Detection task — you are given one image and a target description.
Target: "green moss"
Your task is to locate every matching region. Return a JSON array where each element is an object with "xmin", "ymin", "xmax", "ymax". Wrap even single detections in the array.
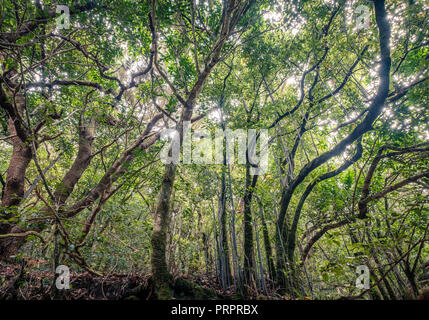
[
  {"xmin": 173, "ymin": 278, "xmax": 216, "ymax": 300},
  {"xmin": 154, "ymin": 274, "xmax": 173, "ymax": 300}
]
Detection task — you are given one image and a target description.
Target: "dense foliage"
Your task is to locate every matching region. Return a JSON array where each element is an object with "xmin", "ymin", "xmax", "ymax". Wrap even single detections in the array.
[{"xmin": 0, "ymin": 0, "xmax": 428, "ymax": 300}]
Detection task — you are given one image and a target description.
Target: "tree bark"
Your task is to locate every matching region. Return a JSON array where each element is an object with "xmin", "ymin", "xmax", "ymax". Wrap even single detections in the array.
[
  {"xmin": 219, "ymin": 163, "xmax": 232, "ymax": 289},
  {"xmin": 0, "ymin": 88, "xmax": 32, "ymax": 260},
  {"xmin": 242, "ymin": 163, "xmax": 257, "ymax": 292}
]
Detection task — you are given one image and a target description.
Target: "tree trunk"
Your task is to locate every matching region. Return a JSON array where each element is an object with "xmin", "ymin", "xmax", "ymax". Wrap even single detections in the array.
[
  {"xmin": 255, "ymin": 196, "xmax": 275, "ymax": 281},
  {"xmin": 0, "ymin": 117, "xmax": 32, "ymax": 260},
  {"xmin": 243, "ymin": 163, "xmax": 257, "ymax": 292},
  {"xmin": 219, "ymin": 164, "xmax": 232, "ymax": 289},
  {"xmin": 151, "ymin": 163, "xmax": 177, "ymax": 299},
  {"xmin": 0, "ymin": 119, "xmax": 95, "ymax": 259}
]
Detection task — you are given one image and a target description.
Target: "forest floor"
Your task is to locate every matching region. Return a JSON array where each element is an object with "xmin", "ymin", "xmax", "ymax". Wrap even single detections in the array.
[{"xmin": 0, "ymin": 263, "xmax": 288, "ymax": 300}]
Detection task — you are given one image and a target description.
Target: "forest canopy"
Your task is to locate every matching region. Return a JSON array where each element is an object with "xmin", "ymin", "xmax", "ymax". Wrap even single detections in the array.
[{"xmin": 0, "ymin": 0, "xmax": 428, "ymax": 301}]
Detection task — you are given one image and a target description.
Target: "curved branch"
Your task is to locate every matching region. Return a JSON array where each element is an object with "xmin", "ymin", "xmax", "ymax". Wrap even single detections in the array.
[{"xmin": 0, "ymin": 231, "xmax": 45, "ymax": 244}]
